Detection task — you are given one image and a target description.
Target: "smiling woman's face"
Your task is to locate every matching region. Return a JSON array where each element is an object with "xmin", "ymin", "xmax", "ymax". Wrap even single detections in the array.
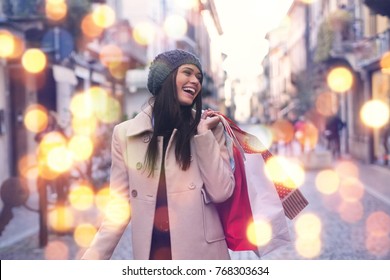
[{"xmin": 176, "ymin": 64, "xmax": 202, "ymax": 106}]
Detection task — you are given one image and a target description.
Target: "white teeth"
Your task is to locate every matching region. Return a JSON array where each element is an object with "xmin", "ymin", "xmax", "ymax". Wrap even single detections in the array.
[{"xmin": 183, "ymin": 87, "xmax": 196, "ymax": 94}]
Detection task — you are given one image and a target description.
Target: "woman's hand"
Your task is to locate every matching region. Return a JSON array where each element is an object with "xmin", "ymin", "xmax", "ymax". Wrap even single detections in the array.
[{"xmin": 197, "ymin": 109, "xmax": 220, "ymax": 134}]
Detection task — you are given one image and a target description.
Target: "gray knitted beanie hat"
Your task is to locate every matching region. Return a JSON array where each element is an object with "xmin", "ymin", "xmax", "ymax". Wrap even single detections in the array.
[{"xmin": 147, "ymin": 49, "xmax": 203, "ymax": 95}]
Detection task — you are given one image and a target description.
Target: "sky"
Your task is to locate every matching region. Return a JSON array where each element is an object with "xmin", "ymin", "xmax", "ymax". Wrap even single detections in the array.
[{"xmin": 214, "ymin": 0, "xmax": 294, "ymax": 79}]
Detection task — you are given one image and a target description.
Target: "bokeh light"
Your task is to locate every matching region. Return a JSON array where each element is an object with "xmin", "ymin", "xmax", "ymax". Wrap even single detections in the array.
[
  {"xmin": 46, "ymin": 146, "xmax": 73, "ymax": 173},
  {"xmin": 246, "ymin": 219, "xmax": 273, "ymax": 247},
  {"xmin": 294, "ymin": 213, "xmax": 322, "ymax": 258},
  {"xmin": 295, "ymin": 237, "xmax": 322, "ymax": 259},
  {"xmin": 338, "ymin": 201, "xmax": 364, "ymax": 223},
  {"xmin": 22, "ymin": 48, "xmax": 47, "ymax": 74},
  {"xmin": 72, "ymin": 115, "xmax": 98, "ymax": 136},
  {"xmin": 44, "ymin": 240, "xmax": 69, "ymax": 260},
  {"xmin": 133, "ymin": 21, "xmax": 156, "ymax": 45},
  {"xmin": 73, "ymin": 223, "xmax": 97, "ymax": 247},
  {"xmin": 68, "ymin": 182, "xmax": 95, "ymax": 210},
  {"xmin": 18, "ymin": 154, "xmax": 39, "ymax": 180},
  {"xmin": 23, "ymin": 104, "xmax": 49, "ymax": 133},
  {"xmin": 48, "ymin": 206, "xmax": 74, "ymax": 233},
  {"xmin": 164, "ymin": 15, "xmax": 188, "ymax": 39},
  {"xmin": 294, "ymin": 213, "xmax": 322, "ymax": 240},
  {"xmin": 70, "ymin": 92, "xmax": 94, "ymax": 119},
  {"xmin": 68, "ymin": 135, "xmax": 94, "ymax": 161},
  {"xmin": 0, "ymin": 30, "xmax": 15, "ymax": 58},
  {"xmin": 92, "ymin": 4, "xmax": 116, "ymax": 28},
  {"xmin": 45, "ymin": 1, "xmax": 67, "ymax": 21},
  {"xmin": 104, "ymin": 195, "xmax": 131, "ymax": 225},
  {"xmin": 327, "ymin": 66, "xmax": 354, "ymax": 93},
  {"xmin": 271, "ymin": 119, "xmax": 295, "ymax": 143},
  {"xmin": 360, "ymin": 100, "xmax": 389, "ymax": 129},
  {"xmin": 81, "ymin": 13, "xmax": 104, "ymax": 38},
  {"xmin": 315, "ymin": 169, "xmax": 340, "ymax": 195},
  {"xmin": 315, "ymin": 92, "xmax": 338, "ymax": 117},
  {"xmin": 366, "ymin": 211, "xmax": 390, "ymax": 237},
  {"xmin": 95, "ymin": 185, "xmax": 110, "ymax": 212},
  {"xmin": 338, "ymin": 177, "xmax": 364, "ymax": 202},
  {"xmin": 99, "ymin": 44, "xmax": 124, "ymax": 67},
  {"xmin": 264, "ymin": 156, "xmax": 304, "ymax": 188},
  {"xmin": 335, "ymin": 160, "xmax": 359, "ymax": 179}
]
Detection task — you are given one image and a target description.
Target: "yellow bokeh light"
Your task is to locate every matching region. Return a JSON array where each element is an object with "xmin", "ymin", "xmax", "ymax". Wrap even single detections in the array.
[
  {"xmin": 95, "ymin": 185, "xmax": 110, "ymax": 211},
  {"xmin": 294, "ymin": 213, "xmax": 322, "ymax": 240},
  {"xmin": 133, "ymin": 21, "xmax": 156, "ymax": 45},
  {"xmin": 70, "ymin": 93, "xmax": 94, "ymax": 119},
  {"xmin": 96, "ymin": 95, "xmax": 121, "ymax": 124},
  {"xmin": 360, "ymin": 100, "xmax": 389, "ymax": 129},
  {"xmin": 104, "ymin": 196, "xmax": 131, "ymax": 225},
  {"xmin": 68, "ymin": 135, "xmax": 94, "ymax": 161},
  {"xmin": 24, "ymin": 104, "xmax": 49, "ymax": 133},
  {"xmin": 327, "ymin": 66, "xmax": 354, "ymax": 93},
  {"xmin": 164, "ymin": 15, "xmax": 188, "ymax": 39},
  {"xmin": 74, "ymin": 223, "xmax": 97, "ymax": 247},
  {"xmin": 246, "ymin": 219, "xmax": 273, "ymax": 247},
  {"xmin": 72, "ymin": 115, "xmax": 98, "ymax": 136},
  {"xmin": 0, "ymin": 30, "xmax": 15, "ymax": 58},
  {"xmin": 48, "ymin": 206, "xmax": 74, "ymax": 233},
  {"xmin": 22, "ymin": 48, "xmax": 47, "ymax": 74},
  {"xmin": 295, "ymin": 237, "xmax": 322, "ymax": 259},
  {"xmin": 264, "ymin": 156, "xmax": 303, "ymax": 188},
  {"xmin": 47, "ymin": 146, "xmax": 73, "ymax": 173},
  {"xmin": 92, "ymin": 4, "xmax": 116, "ymax": 28},
  {"xmin": 68, "ymin": 183, "xmax": 94, "ymax": 210},
  {"xmin": 45, "ymin": 2, "xmax": 67, "ymax": 21},
  {"xmin": 315, "ymin": 169, "xmax": 340, "ymax": 195}
]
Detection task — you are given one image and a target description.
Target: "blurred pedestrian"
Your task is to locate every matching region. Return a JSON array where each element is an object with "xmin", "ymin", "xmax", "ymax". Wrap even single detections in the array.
[
  {"xmin": 81, "ymin": 49, "xmax": 235, "ymax": 260},
  {"xmin": 324, "ymin": 114, "xmax": 345, "ymax": 158}
]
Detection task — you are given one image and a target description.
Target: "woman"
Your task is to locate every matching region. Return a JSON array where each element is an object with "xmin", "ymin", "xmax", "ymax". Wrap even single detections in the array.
[{"xmin": 82, "ymin": 49, "xmax": 235, "ymax": 260}]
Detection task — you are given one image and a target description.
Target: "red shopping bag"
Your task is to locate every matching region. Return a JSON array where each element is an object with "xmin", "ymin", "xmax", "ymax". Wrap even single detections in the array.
[{"xmin": 215, "ymin": 145, "xmax": 257, "ymax": 251}]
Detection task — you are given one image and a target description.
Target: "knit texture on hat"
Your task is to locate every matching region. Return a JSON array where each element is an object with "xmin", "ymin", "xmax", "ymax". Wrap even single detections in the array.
[{"xmin": 147, "ymin": 49, "xmax": 202, "ymax": 95}]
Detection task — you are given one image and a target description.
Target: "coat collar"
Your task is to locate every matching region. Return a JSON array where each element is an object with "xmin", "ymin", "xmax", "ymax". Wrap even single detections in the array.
[{"xmin": 125, "ymin": 105, "xmax": 154, "ymax": 137}]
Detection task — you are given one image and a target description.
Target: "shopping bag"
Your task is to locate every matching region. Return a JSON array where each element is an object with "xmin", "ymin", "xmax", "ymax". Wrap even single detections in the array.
[
  {"xmin": 216, "ymin": 112, "xmax": 309, "ymax": 219},
  {"xmin": 211, "ymin": 112, "xmax": 309, "ymax": 256}
]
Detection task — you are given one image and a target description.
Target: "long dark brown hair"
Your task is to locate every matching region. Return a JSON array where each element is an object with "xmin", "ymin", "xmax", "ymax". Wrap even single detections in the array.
[{"xmin": 144, "ymin": 69, "xmax": 202, "ymax": 176}]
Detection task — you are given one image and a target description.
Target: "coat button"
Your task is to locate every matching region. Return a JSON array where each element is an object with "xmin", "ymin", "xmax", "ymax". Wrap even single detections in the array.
[
  {"xmin": 136, "ymin": 162, "xmax": 143, "ymax": 170},
  {"xmin": 131, "ymin": 190, "xmax": 138, "ymax": 197},
  {"xmin": 188, "ymin": 182, "xmax": 196, "ymax": 190},
  {"xmin": 142, "ymin": 134, "xmax": 151, "ymax": 143}
]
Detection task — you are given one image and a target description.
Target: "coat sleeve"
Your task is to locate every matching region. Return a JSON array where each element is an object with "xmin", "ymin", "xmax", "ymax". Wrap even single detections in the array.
[
  {"xmin": 81, "ymin": 124, "xmax": 131, "ymax": 260},
  {"xmin": 193, "ymin": 123, "xmax": 235, "ymax": 203}
]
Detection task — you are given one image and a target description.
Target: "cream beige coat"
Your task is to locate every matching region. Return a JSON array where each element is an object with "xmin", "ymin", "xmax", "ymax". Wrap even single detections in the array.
[{"xmin": 82, "ymin": 106, "xmax": 235, "ymax": 260}]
